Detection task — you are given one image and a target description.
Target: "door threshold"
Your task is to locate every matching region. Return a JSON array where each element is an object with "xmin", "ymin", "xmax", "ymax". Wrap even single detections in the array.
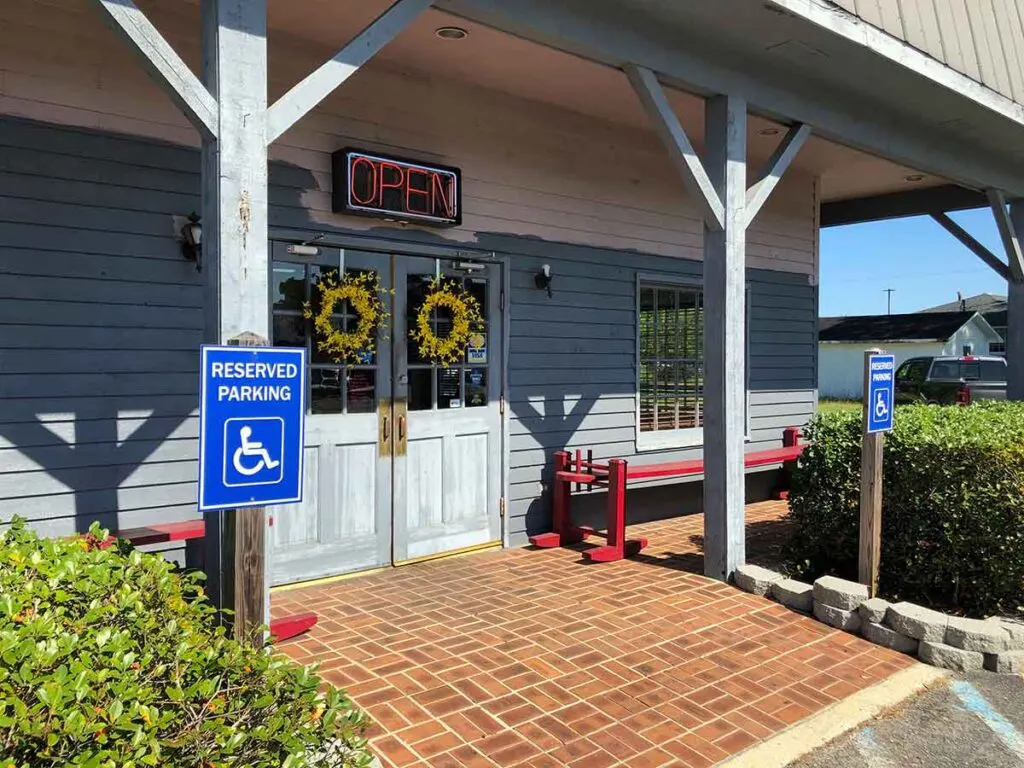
[
  {"xmin": 270, "ymin": 564, "xmax": 389, "ymax": 593},
  {"xmin": 270, "ymin": 540, "xmax": 503, "ymax": 593},
  {"xmin": 393, "ymin": 539, "xmax": 502, "ymax": 568}
]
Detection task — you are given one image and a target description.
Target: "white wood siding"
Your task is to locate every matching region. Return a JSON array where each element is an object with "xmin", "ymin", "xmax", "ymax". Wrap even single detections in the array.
[{"xmin": 830, "ymin": 0, "xmax": 1024, "ymax": 103}]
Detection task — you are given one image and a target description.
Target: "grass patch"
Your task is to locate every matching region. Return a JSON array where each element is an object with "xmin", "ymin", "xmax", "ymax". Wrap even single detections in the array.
[{"xmin": 818, "ymin": 399, "xmax": 861, "ymax": 415}]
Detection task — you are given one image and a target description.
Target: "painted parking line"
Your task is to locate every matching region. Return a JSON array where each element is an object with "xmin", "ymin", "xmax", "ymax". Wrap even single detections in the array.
[
  {"xmin": 950, "ymin": 680, "xmax": 1024, "ymax": 760},
  {"xmin": 853, "ymin": 726, "xmax": 898, "ymax": 768}
]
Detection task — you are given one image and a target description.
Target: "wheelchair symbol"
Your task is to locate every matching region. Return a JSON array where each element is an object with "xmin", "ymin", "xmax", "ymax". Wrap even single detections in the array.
[
  {"xmin": 233, "ymin": 426, "xmax": 281, "ymax": 476},
  {"xmin": 223, "ymin": 417, "xmax": 284, "ymax": 487},
  {"xmin": 874, "ymin": 390, "xmax": 889, "ymax": 421}
]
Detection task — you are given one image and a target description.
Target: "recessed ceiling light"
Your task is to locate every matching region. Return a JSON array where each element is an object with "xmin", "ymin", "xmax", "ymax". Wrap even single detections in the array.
[
  {"xmin": 904, "ymin": 174, "xmax": 925, "ymax": 182},
  {"xmin": 435, "ymin": 26, "xmax": 468, "ymax": 40}
]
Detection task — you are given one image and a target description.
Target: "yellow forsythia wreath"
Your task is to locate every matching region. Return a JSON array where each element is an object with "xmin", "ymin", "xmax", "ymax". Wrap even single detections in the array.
[
  {"xmin": 410, "ymin": 278, "xmax": 485, "ymax": 367},
  {"xmin": 304, "ymin": 270, "xmax": 390, "ymax": 364}
]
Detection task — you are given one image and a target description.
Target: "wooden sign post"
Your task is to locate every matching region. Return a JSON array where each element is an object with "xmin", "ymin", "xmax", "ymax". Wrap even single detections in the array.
[
  {"xmin": 200, "ymin": 333, "xmax": 306, "ymax": 645},
  {"xmin": 858, "ymin": 348, "xmax": 894, "ymax": 597}
]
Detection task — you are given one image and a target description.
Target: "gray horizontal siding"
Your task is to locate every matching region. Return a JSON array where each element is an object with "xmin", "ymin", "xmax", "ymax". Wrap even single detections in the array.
[
  {"xmin": 0, "ymin": 116, "xmax": 817, "ymax": 553},
  {"xmin": 0, "ymin": 117, "xmax": 206, "ymax": 538},
  {"xmin": 501, "ymin": 238, "xmax": 817, "ymax": 542}
]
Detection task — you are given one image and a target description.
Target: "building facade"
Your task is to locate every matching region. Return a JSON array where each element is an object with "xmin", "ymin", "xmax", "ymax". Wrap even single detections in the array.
[
  {"xmin": 2, "ymin": 0, "xmax": 1024, "ymax": 587},
  {"xmin": 818, "ymin": 312, "xmax": 1002, "ymax": 399}
]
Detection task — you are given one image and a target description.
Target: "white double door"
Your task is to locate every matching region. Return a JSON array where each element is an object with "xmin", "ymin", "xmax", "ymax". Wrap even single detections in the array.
[{"xmin": 269, "ymin": 246, "xmax": 504, "ymax": 585}]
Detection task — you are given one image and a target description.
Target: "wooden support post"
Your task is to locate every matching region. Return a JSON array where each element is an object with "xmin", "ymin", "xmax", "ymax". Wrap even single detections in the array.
[
  {"xmin": 201, "ymin": 0, "xmax": 271, "ymax": 643},
  {"xmin": 859, "ymin": 349, "xmax": 884, "ymax": 597},
  {"xmin": 703, "ymin": 94, "xmax": 748, "ymax": 582}
]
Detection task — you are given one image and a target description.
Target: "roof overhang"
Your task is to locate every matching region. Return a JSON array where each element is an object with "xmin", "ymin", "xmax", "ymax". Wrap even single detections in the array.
[{"xmin": 437, "ymin": 0, "xmax": 1024, "ymax": 197}]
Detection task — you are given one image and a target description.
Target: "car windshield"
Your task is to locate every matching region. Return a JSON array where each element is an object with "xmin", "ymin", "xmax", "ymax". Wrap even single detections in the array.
[{"xmin": 929, "ymin": 360, "xmax": 1006, "ymax": 381}]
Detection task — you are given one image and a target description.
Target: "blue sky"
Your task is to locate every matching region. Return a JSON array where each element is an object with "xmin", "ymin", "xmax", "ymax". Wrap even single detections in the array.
[{"xmin": 819, "ymin": 208, "xmax": 1007, "ymax": 317}]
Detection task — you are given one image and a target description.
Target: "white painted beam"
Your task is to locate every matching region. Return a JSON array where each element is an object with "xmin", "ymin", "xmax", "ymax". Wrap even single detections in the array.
[
  {"xmin": 624, "ymin": 64, "xmax": 724, "ymax": 230},
  {"xmin": 987, "ymin": 190, "xmax": 1024, "ymax": 282},
  {"xmin": 267, "ymin": 0, "xmax": 432, "ymax": 143},
  {"xmin": 702, "ymin": 94, "xmax": 748, "ymax": 582},
  {"xmin": 201, "ymin": 0, "xmax": 270, "ymax": 618},
  {"xmin": 929, "ymin": 212, "xmax": 1011, "ymax": 282},
  {"xmin": 93, "ymin": 0, "xmax": 218, "ymax": 140},
  {"xmin": 745, "ymin": 124, "xmax": 811, "ymax": 227}
]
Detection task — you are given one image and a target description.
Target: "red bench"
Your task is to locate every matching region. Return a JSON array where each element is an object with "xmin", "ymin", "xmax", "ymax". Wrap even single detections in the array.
[
  {"xmin": 529, "ymin": 427, "xmax": 805, "ymax": 562},
  {"xmin": 117, "ymin": 518, "xmax": 317, "ymax": 643}
]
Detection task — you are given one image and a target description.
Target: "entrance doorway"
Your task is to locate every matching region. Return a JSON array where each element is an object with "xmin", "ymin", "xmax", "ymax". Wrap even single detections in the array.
[{"xmin": 267, "ymin": 243, "xmax": 504, "ymax": 585}]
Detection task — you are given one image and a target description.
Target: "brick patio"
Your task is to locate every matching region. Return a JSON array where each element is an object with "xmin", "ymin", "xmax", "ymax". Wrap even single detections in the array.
[{"xmin": 273, "ymin": 502, "xmax": 914, "ymax": 767}]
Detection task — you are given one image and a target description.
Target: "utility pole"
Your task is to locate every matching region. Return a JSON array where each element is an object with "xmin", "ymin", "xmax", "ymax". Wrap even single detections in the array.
[{"xmin": 884, "ymin": 288, "xmax": 895, "ymax": 315}]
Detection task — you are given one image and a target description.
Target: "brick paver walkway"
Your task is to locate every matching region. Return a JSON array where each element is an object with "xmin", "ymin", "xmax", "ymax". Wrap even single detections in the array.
[{"xmin": 274, "ymin": 502, "xmax": 914, "ymax": 767}]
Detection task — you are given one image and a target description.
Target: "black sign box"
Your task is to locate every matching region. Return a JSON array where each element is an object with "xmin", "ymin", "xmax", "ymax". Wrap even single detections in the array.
[{"xmin": 332, "ymin": 148, "xmax": 462, "ymax": 227}]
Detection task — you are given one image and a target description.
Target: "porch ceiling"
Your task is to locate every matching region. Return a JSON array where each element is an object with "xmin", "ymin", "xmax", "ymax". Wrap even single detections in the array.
[{"xmin": 250, "ymin": 0, "xmax": 950, "ymax": 204}]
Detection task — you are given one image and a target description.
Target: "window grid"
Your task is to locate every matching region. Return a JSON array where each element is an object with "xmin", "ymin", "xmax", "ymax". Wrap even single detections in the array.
[
  {"xmin": 271, "ymin": 262, "xmax": 378, "ymax": 415},
  {"xmin": 639, "ymin": 283, "xmax": 704, "ymax": 434}
]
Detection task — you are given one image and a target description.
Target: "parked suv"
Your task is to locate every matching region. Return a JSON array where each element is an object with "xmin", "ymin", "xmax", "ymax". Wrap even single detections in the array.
[{"xmin": 894, "ymin": 355, "xmax": 1007, "ymax": 405}]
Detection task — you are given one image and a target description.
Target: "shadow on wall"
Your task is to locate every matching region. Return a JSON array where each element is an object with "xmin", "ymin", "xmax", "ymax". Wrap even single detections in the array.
[
  {"xmin": 0, "ymin": 117, "xmax": 325, "ymax": 535},
  {"xmin": 0, "ymin": 115, "xmax": 814, "ymax": 540}
]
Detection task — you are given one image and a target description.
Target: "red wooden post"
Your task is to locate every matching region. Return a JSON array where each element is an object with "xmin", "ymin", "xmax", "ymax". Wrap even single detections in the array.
[
  {"xmin": 605, "ymin": 458, "xmax": 626, "ymax": 557},
  {"xmin": 554, "ymin": 450, "xmax": 572, "ymax": 537},
  {"xmin": 529, "ymin": 451, "xmax": 573, "ymax": 548},
  {"xmin": 774, "ymin": 427, "xmax": 803, "ymax": 500},
  {"xmin": 584, "ymin": 458, "xmax": 641, "ymax": 562}
]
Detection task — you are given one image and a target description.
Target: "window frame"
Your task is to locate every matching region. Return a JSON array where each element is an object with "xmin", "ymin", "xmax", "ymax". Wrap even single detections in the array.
[{"xmin": 634, "ymin": 273, "xmax": 750, "ymax": 453}]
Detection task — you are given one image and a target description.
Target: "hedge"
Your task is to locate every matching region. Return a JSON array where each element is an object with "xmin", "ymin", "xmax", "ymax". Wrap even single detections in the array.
[
  {"xmin": 0, "ymin": 520, "xmax": 372, "ymax": 768},
  {"xmin": 786, "ymin": 401, "xmax": 1024, "ymax": 618}
]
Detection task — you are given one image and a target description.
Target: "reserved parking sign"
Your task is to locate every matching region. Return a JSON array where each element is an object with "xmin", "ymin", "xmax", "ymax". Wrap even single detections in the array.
[
  {"xmin": 866, "ymin": 353, "xmax": 895, "ymax": 434},
  {"xmin": 198, "ymin": 345, "xmax": 306, "ymax": 511}
]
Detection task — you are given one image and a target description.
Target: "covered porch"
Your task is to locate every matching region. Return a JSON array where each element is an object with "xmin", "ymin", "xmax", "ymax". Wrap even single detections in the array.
[{"xmin": 273, "ymin": 501, "xmax": 915, "ymax": 767}]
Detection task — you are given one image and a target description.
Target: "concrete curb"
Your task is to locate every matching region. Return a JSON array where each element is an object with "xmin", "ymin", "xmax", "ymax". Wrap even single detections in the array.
[{"xmin": 717, "ymin": 664, "xmax": 949, "ymax": 768}]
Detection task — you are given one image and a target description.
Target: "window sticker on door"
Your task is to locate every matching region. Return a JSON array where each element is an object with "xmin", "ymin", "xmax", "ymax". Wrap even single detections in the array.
[
  {"xmin": 467, "ymin": 332, "xmax": 487, "ymax": 364},
  {"xmin": 449, "ymin": 399, "xmax": 462, "ymax": 409}
]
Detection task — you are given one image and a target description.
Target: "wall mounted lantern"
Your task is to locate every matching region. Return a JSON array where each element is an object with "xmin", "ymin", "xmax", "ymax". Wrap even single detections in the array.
[
  {"xmin": 534, "ymin": 263, "xmax": 553, "ymax": 298},
  {"xmin": 181, "ymin": 212, "xmax": 202, "ymax": 271}
]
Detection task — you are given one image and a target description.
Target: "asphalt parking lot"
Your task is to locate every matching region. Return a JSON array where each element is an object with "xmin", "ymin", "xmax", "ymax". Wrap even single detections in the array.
[{"xmin": 791, "ymin": 672, "xmax": 1024, "ymax": 768}]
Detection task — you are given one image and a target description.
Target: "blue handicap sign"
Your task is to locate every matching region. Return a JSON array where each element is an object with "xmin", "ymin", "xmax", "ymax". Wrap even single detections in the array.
[
  {"xmin": 866, "ymin": 353, "xmax": 895, "ymax": 434},
  {"xmin": 198, "ymin": 345, "xmax": 306, "ymax": 511}
]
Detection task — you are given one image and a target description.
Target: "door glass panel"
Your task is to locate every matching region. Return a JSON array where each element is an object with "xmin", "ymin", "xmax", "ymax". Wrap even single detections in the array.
[
  {"xmin": 346, "ymin": 369, "xmax": 376, "ymax": 413},
  {"xmin": 273, "ymin": 262, "xmax": 306, "ymax": 310},
  {"xmin": 311, "ymin": 368, "xmax": 343, "ymax": 414},
  {"xmin": 438, "ymin": 368, "xmax": 462, "ymax": 409},
  {"xmin": 402, "ymin": 265, "xmax": 492, "ymax": 411},
  {"xmin": 273, "ymin": 314, "xmax": 306, "ymax": 348},
  {"xmin": 466, "ymin": 368, "xmax": 487, "ymax": 407},
  {"xmin": 271, "ymin": 252, "xmax": 385, "ymax": 416},
  {"xmin": 408, "ymin": 368, "xmax": 433, "ymax": 411}
]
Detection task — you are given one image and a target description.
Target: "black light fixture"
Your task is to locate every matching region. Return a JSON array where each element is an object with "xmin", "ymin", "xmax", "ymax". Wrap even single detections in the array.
[
  {"xmin": 534, "ymin": 263, "xmax": 553, "ymax": 298},
  {"xmin": 181, "ymin": 211, "xmax": 202, "ymax": 270}
]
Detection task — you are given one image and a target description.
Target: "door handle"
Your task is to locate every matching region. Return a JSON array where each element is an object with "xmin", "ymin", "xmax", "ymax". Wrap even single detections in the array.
[
  {"xmin": 394, "ymin": 401, "xmax": 408, "ymax": 457},
  {"xmin": 378, "ymin": 399, "xmax": 392, "ymax": 457}
]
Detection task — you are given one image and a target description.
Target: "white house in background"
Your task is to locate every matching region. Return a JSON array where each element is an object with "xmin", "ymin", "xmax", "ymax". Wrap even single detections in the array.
[
  {"xmin": 818, "ymin": 311, "xmax": 1003, "ymax": 399},
  {"xmin": 920, "ymin": 293, "xmax": 1008, "ymax": 356}
]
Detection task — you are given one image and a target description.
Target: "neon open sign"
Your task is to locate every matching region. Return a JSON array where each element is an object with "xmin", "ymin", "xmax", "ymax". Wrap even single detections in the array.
[{"xmin": 332, "ymin": 149, "xmax": 461, "ymax": 227}]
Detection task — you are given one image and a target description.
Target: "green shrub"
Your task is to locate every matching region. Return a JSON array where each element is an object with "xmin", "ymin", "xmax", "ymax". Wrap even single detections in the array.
[
  {"xmin": 0, "ymin": 519, "xmax": 372, "ymax": 768},
  {"xmin": 786, "ymin": 402, "xmax": 1024, "ymax": 618}
]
